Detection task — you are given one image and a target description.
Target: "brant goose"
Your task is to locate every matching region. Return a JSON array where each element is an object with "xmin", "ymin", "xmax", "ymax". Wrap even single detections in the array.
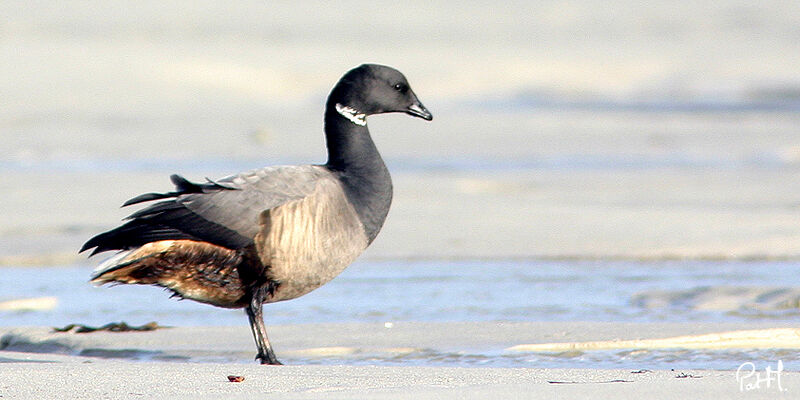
[{"xmin": 81, "ymin": 64, "xmax": 432, "ymax": 364}]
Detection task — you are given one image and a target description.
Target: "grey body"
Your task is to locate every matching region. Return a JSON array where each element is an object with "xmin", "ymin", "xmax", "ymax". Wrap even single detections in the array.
[
  {"xmin": 242, "ymin": 166, "xmax": 369, "ymax": 302},
  {"xmin": 82, "ymin": 64, "xmax": 432, "ymax": 364}
]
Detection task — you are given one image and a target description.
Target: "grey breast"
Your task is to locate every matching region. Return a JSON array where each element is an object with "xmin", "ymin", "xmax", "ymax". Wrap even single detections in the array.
[{"xmin": 179, "ymin": 165, "xmax": 369, "ymax": 302}]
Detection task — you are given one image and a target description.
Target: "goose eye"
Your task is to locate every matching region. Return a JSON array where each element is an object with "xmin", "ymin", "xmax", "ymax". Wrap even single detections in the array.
[{"xmin": 393, "ymin": 83, "xmax": 408, "ymax": 93}]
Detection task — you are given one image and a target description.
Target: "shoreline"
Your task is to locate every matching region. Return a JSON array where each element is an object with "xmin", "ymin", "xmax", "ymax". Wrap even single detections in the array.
[{"xmin": 2, "ymin": 321, "xmax": 798, "ymax": 364}]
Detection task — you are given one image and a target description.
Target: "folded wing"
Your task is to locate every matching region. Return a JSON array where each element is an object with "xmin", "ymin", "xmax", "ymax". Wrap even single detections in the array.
[{"xmin": 81, "ymin": 165, "xmax": 331, "ymax": 256}]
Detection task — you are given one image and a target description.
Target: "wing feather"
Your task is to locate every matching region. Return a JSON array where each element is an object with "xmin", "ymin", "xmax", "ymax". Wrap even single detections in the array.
[{"xmin": 81, "ymin": 165, "xmax": 334, "ymax": 255}]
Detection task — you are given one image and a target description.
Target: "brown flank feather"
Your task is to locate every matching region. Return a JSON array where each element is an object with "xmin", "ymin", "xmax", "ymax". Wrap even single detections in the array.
[{"xmin": 91, "ymin": 240, "xmax": 249, "ymax": 308}]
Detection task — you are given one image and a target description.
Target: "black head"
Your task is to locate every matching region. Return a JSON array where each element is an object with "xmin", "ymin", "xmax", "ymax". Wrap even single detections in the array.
[{"xmin": 329, "ymin": 64, "xmax": 433, "ymax": 121}]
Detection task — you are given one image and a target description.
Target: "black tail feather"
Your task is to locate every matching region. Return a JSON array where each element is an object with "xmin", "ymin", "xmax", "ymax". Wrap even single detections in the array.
[
  {"xmin": 122, "ymin": 192, "xmax": 177, "ymax": 207},
  {"xmin": 122, "ymin": 174, "xmax": 237, "ymax": 207},
  {"xmin": 125, "ymin": 201, "xmax": 189, "ymax": 221},
  {"xmin": 80, "ymin": 221, "xmax": 198, "ymax": 255}
]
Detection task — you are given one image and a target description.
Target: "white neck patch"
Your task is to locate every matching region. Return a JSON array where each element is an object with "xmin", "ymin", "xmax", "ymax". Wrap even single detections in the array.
[{"xmin": 335, "ymin": 103, "xmax": 367, "ymax": 126}]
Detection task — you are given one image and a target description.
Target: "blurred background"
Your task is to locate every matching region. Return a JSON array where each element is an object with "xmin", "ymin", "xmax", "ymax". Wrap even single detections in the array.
[
  {"xmin": 3, "ymin": 1, "xmax": 800, "ymax": 359},
  {"xmin": 4, "ymin": 1, "xmax": 800, "ymax": 264}
]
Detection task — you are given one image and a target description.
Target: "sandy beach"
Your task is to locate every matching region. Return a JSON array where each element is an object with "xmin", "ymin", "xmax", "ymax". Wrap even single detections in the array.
[
  {"xmin": 4, "ymin": 360, "xmax": 794, "ymax": 399},
  {"xmin": 3, "ymin": 322, "xmax": 799, "ymax": 399}
]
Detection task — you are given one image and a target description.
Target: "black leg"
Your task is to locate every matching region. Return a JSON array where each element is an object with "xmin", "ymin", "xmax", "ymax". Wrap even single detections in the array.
[{"xmin": 245, "ymin": 290, "xmax": 282, "ymax": 365}]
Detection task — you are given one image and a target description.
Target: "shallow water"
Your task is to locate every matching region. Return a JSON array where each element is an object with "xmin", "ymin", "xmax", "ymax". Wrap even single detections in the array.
[
  {"xmin": 3, "ymin": 260, "xmax": 800, "ymax": 369},
  {"xmin": 3, "ymin": 260, "xmax": 800, "ymax": 327}
]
